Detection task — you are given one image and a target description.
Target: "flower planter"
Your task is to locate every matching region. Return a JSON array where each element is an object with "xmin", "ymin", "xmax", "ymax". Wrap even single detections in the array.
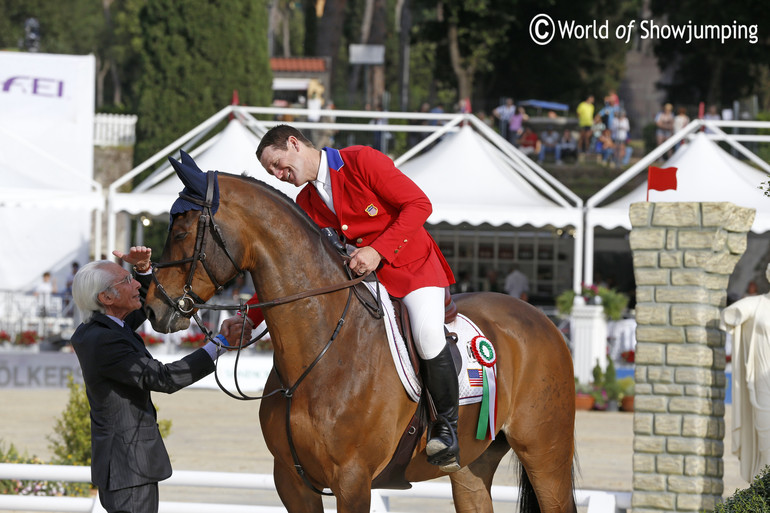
[
  {"xmin": 621, "ymin": 395, "xmax": 634, "ymax": 412},
  {"xmin": 575, "ymin": 394, "xmax": 595, "ymax": 411}
]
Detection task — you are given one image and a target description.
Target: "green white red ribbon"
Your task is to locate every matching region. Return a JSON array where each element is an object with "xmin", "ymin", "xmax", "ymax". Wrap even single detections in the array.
[{"xmin": 471, "ymin": 336, "xmax": 497, "ymax": 440}]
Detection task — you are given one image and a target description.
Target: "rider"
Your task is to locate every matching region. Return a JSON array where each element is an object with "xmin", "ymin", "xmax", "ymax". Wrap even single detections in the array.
[{"xmin": 224, "ymin": 124, "xmax": 461, "ymax": 472}]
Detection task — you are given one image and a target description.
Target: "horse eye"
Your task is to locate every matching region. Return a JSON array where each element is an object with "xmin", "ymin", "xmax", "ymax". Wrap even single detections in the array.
[{"xmin": 174, "ymin": 232, "xmax": 189, "ymax": 241}]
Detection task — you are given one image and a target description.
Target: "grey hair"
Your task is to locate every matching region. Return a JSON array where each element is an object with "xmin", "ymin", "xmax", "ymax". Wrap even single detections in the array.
[{"xmin": 72, "ymin": 260, "xmax": 120, "ymax": 322}]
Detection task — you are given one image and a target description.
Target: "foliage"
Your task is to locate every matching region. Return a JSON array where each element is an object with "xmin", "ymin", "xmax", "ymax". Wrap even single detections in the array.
[
  {"xmin": 14, "ymin": 330, "xmax": 40, "ymax": 345},
  {"xmin": 556, "ymin": 283, "xmax": 629, "ymax": 320},
  {"xmin": 715, "ymin": 465, "xmax": 770, "ymax": 513},
  {"xmin": 131, "ymin": 0, "xmax": 272, "ymax": 166},
  {"xmin": 587, "ymin": 359, "xmax": 625, "ymax": 409},
  {"xmin": 139, "ymin": 332, "xmax": 164, "ymax": 346},
  {"xmin": 649, "ymin": 0, "xmax": 770, "ymax": 108},
  {"xmin": 618, "ymin": 376, "xmax": 635, "ymax": 397},
  {"xmin": 179, "ymin": 332, "xmax": 207, "ymax": 349},
  {"xmin": 48, "ymin": 375, "xmax": 172, "ymax": 470},
  {"xmin": 0, "ymin": 440, "xmax": 89, "ymax": 497}
]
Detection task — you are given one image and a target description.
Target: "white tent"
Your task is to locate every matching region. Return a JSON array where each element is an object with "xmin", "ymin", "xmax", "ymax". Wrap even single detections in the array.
[
  {"xmin": 111, "ymin": 117, "xmax": 297, "ymax": 218},
  {"xmin": 0, "ymin": 52, "xmax": 101, "ymax": 291},
  {"xmin": 588, "ymin": 133, "xmax": 770, "ymax": 231},
  {"xmin": 399, "ymin": 125, "xmax": 583, "ymax": 229},
  {"xmin": 585, "ymin": 122, "xmax": 770, "ymax": 287}
]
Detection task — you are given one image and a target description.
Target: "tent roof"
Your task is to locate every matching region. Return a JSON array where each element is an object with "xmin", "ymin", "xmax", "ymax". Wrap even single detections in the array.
[
  {"xmin": 588, "ymin": 133, "xmax": 770, "ymax": 233},
  {"xmin": 399, "ymin": 125, "xmax": 581, "ymax": 228},
  {"xmin": 112, "ymin": 119, "xmax": 297, "ymax": 216}
]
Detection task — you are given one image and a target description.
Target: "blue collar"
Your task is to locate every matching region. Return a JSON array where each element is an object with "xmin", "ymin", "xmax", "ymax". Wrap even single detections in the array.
[{"xmin": 323, "ymin": 147, "xmax": 344, "ymax": 172}]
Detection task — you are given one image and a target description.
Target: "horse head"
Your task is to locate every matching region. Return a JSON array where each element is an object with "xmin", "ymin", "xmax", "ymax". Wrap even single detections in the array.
[{"xmin": 145, "ymin": 151, "xmax": 246, "ymax": 333}]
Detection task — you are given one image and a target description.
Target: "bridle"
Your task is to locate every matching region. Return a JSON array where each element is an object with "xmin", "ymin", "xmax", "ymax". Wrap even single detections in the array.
[{"xmin": 151, "ymin": 171, "xmax": 243, "ymax": 320}]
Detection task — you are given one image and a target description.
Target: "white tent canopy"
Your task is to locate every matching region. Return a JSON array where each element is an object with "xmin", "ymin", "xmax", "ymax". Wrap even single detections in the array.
[
  {"xmin": 111, "ymin": 118, "xmax": 297, "ymax": 217},
  {"xmin": 399, "ymin": 125, "xmax": 582, "ymax": 229},
  {"xmin": 584, "ymin": 121, "xmax": 770, "ymax": 286},
  {"xmin": 588, "ymin": 133, "xmax": 770, "ymax": 231}
]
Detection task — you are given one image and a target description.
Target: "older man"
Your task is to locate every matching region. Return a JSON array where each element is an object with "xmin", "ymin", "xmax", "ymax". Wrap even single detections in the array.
[{"xmin": 70, "ymin": 246, "xmax": 250, "ymax": 513}]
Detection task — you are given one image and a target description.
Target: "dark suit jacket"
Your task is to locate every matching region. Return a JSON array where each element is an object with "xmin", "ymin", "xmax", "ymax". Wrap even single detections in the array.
[{"xmin": 71, "ymin": 273, "xmax": 215, "ymax": 491}]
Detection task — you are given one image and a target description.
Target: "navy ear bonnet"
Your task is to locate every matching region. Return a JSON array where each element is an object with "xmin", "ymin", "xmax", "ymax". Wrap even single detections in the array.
[{"xmin": 167, "ymin": 150, "xmax": 219, "ymax": 219}]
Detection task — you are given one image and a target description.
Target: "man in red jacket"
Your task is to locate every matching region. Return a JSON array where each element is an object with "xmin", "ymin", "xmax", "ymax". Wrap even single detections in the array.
[{"xmin": 227, "ymin": 124, "xmax": 460, "ymax": 471}]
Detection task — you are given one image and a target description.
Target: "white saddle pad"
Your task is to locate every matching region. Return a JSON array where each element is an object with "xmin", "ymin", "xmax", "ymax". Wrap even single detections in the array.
[{"xmin": 365, "ymin": 282, "xmax": 487, "ymax": 405}]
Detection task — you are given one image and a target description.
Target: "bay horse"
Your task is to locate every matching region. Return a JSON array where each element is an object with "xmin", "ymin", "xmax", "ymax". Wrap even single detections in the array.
[{"xmin": 144, "ymin": 164, "xmax": 577, "ymax": 513}]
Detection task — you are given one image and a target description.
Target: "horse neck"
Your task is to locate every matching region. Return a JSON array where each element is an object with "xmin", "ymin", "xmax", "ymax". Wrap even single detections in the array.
[{"xmin": 233, "ymin": 182, "xmax": 353, "ymax": 376}]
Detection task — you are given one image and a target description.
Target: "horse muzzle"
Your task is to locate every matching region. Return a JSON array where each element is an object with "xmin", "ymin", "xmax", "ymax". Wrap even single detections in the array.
[{"xmin": 145, "ymin": 302, "xmax": 192, "ymax": 333}]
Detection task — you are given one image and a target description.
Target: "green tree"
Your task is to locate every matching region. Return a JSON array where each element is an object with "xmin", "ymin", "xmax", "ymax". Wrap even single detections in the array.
[
  {"xmin": 133, "ymin": 0, "xmax": 272, "ymax": 165},
  {"xmin": 650, "ymin": 0, "xmax": 770, "ymax": 107}
]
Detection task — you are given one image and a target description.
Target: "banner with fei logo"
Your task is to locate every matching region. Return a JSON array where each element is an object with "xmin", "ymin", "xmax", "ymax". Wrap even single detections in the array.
[{"xmin": 0, "ymin": 52, "xmax": 96, "ymax": 291}]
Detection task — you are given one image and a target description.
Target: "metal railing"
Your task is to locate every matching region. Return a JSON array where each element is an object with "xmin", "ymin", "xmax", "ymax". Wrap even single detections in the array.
[{"xmin": 0, "ymin": 463, "xmax": 631, "ymax": 513}]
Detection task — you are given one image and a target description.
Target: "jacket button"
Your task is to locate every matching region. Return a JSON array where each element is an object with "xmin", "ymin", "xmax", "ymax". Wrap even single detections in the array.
[
  {"xmin": 341, "ymin": 224, "xmax": 349, "ymax": 231},
  {"xmin": 403, "ymin": 239, "xmax": 408, "ymax": 243},
  {"xmin": 394, "ymin": 249, "xmax": 399, "ymax": 254},
  {"xmin": 356, "ymin": 238, "xmax": 363, "ymax": 244}
]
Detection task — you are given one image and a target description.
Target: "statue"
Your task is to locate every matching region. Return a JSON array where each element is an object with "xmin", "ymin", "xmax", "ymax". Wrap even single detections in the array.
[{"xmin": 721, "ymin": 263, "xmax": 770, "ymax": 482}]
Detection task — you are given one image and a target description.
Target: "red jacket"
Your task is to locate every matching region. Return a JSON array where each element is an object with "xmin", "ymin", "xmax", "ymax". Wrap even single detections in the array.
[{"xmin": 245, "ymin": 146, "xmax": 454, "ymax": 326}]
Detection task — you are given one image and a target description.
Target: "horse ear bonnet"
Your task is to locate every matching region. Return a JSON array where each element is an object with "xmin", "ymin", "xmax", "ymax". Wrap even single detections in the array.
[{"xmin": 167, "ymin": 150, "xmax": 220, "ymax": 220}]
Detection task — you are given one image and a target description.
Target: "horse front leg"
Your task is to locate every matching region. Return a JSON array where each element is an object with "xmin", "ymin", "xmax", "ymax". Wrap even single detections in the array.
[
  {"xmin": 273, "ymin": 460, "xmax": 324, "ymax": 513},
  {"xmin": 328, "ymin": 462, "xmax": 375, "ymax": 513}
]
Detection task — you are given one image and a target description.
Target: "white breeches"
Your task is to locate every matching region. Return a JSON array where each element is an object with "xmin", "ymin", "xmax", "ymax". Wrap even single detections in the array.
[{"xmin": 401, "ymin": 286, "xmax": 446, "ymax": 360}]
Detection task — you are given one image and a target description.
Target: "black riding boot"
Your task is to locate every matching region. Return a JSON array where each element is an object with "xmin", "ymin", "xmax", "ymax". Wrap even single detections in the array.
[{"xmin": 422, "ymin": 343, "xmax": 460, "ymax": 472}]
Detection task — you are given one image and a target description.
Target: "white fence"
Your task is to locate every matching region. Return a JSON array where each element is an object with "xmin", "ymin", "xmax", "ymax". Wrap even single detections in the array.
[
  {"xmin": 0, "ymin": 463, "xmax": 631, "ymax": 513},
  {"xmin": 93, "ymin": 113, "xmax": 138, "ymax": 147}
]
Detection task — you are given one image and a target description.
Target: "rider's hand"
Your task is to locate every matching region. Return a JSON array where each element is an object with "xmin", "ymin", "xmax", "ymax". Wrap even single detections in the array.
[
  {"xmin": 349, "ymin": 246, "xmax": 382, "ymax": 276},
  {"xmin": 112, "ymin": 246, "xmax": 152, "ymax": 273}
]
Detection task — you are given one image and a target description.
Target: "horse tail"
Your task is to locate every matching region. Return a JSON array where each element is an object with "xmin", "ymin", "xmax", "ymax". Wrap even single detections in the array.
[
  {"xmin": 517, "ymin": 460, "xmax": 540, "ymax": 513},
  {"xmin": 516, "ymin": 456, "xmax": 579, "ymax": 513}
]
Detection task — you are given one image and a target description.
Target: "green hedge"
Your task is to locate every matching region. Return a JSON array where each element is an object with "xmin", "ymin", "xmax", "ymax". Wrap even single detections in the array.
[{"xmin": 716, "ymin": 465, "xmax": 770, "ymax": 513}]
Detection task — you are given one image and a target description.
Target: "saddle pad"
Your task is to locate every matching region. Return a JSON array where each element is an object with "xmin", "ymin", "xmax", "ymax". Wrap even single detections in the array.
[{"xmin": 365, "ymin": 282, "xmax": 488, "ymax": 405}]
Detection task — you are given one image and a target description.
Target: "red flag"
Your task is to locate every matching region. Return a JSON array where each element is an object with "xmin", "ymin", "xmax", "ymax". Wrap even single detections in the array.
[
  {"xmin": 229, "ymin": 90, "xmax": 240, "ymax": 120},
  {"xmin": 647, "ymin": 166, "xmax": 678, "ymax": 201}
]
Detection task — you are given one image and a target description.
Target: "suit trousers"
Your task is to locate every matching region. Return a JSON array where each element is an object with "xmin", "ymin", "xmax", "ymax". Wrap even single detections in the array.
[{"xmin": 98, "ymin": 482, "xmax": 159, "ymax": 513}]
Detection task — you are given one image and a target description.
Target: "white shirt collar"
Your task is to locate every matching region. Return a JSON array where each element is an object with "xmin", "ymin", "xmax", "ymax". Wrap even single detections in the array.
[
  {"xmin": 314, "ymin": 149, "xmax": 330, "ymax": 187},
  {"xmin": 106, "ymin": 314, "xmax": 126, "ymax": 327}
]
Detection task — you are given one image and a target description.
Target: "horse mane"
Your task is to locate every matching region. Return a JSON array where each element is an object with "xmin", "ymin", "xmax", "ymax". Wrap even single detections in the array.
[{"xmin": 218, "ymin": 171, "xmax": 323, "ymax": 238}]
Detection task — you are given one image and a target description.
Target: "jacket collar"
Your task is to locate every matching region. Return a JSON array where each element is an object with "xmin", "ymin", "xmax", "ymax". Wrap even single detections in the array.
[{"xmin": 323, "ymin": 147, "xmax": 345, "ymax": 173}]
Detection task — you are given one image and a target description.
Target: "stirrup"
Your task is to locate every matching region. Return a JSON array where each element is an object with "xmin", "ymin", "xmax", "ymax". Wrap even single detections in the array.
[{"xmin": 426, "ymin": 417, "xmax": 460, "ymax": 472}]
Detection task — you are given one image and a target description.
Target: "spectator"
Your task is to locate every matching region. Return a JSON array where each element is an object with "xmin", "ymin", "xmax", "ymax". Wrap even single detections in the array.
[
  {"xmin": 518, "ymin": 125, "xmax": 540, "ymax": 156},
  {"xmin": 493, "ymin": 97, "xmax": 516, "ymax": 142},
  {"xmin": 673, "ymin": 107, "xmax": 690, "ymax": 150},
  {"xmin": 34, "ymin": 271, "xmax": 57, "ymax": 316},
  {"xmin": 559, "ymin": 129, "xmax": 578, "ymax": 161},
  {"xmin": 703, "ymin": 104, "xmax": 722, "ymax": 135},
  {"xmin": 590, "ymin": 113, "xmax": 606, "ymax": 155},
  {"xmin": 504, "ymin": 265, "xmax": 530, "ymax": 302},
  {"xmin": 576, "ymin": 95, "xmax": 595, "ymax": 158},
  {"xmin": 655, "ymin": 103, "xmax": 675, "ymax": 147},
  {"xmin": 611, "ymin": 110, "xmax": 630, "ymax": 167},
  {"xmin": 597, "ymin": 128, "xmax": 615, "ymax": 165},
  {"xmin": 507, "ymin": 106, "xmax": 529, "ymax": 147},
  {"xmin": 538, "ymin": 126, "xmax": 562, "ymax": 165}
]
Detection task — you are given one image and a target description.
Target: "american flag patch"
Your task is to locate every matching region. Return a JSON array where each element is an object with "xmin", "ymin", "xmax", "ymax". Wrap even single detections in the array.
[
  {"xmin": 365, "ymin": 203, "xmax": 378, "ymax": 216},
  {"xmin": 467, "ymin": 368, "xmax": 483, "ymax": 387}
]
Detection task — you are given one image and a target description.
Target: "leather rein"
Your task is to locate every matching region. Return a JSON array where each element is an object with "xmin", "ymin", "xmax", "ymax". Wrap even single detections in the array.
[{"xmin": 152, "ymin": 172, "xmax": 379, "ymax": 496}]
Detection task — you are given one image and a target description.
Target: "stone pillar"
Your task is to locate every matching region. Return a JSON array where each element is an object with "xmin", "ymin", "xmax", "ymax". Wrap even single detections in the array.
[
  {"xmin": 571, "ymin": 300, "xmax": 608, "ymax": 384},
  {"xmin": 629, "ymin": 202, "xmax": 754, "ymax": 512}
]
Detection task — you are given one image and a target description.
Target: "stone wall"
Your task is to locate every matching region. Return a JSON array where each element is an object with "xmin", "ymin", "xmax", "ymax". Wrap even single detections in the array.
[{"xmin": 629, "ymin": 202, "xmax": 755, "ymax": 512}]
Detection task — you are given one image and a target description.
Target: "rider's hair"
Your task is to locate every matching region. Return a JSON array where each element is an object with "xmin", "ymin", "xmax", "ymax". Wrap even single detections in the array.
[
  {"xmin": 256, "ymin": 124, "xmax": 315, "ymax": 160},
  {"xmin": 72, "ymin": 260, "xmax": 120, "ymax": 322}
]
